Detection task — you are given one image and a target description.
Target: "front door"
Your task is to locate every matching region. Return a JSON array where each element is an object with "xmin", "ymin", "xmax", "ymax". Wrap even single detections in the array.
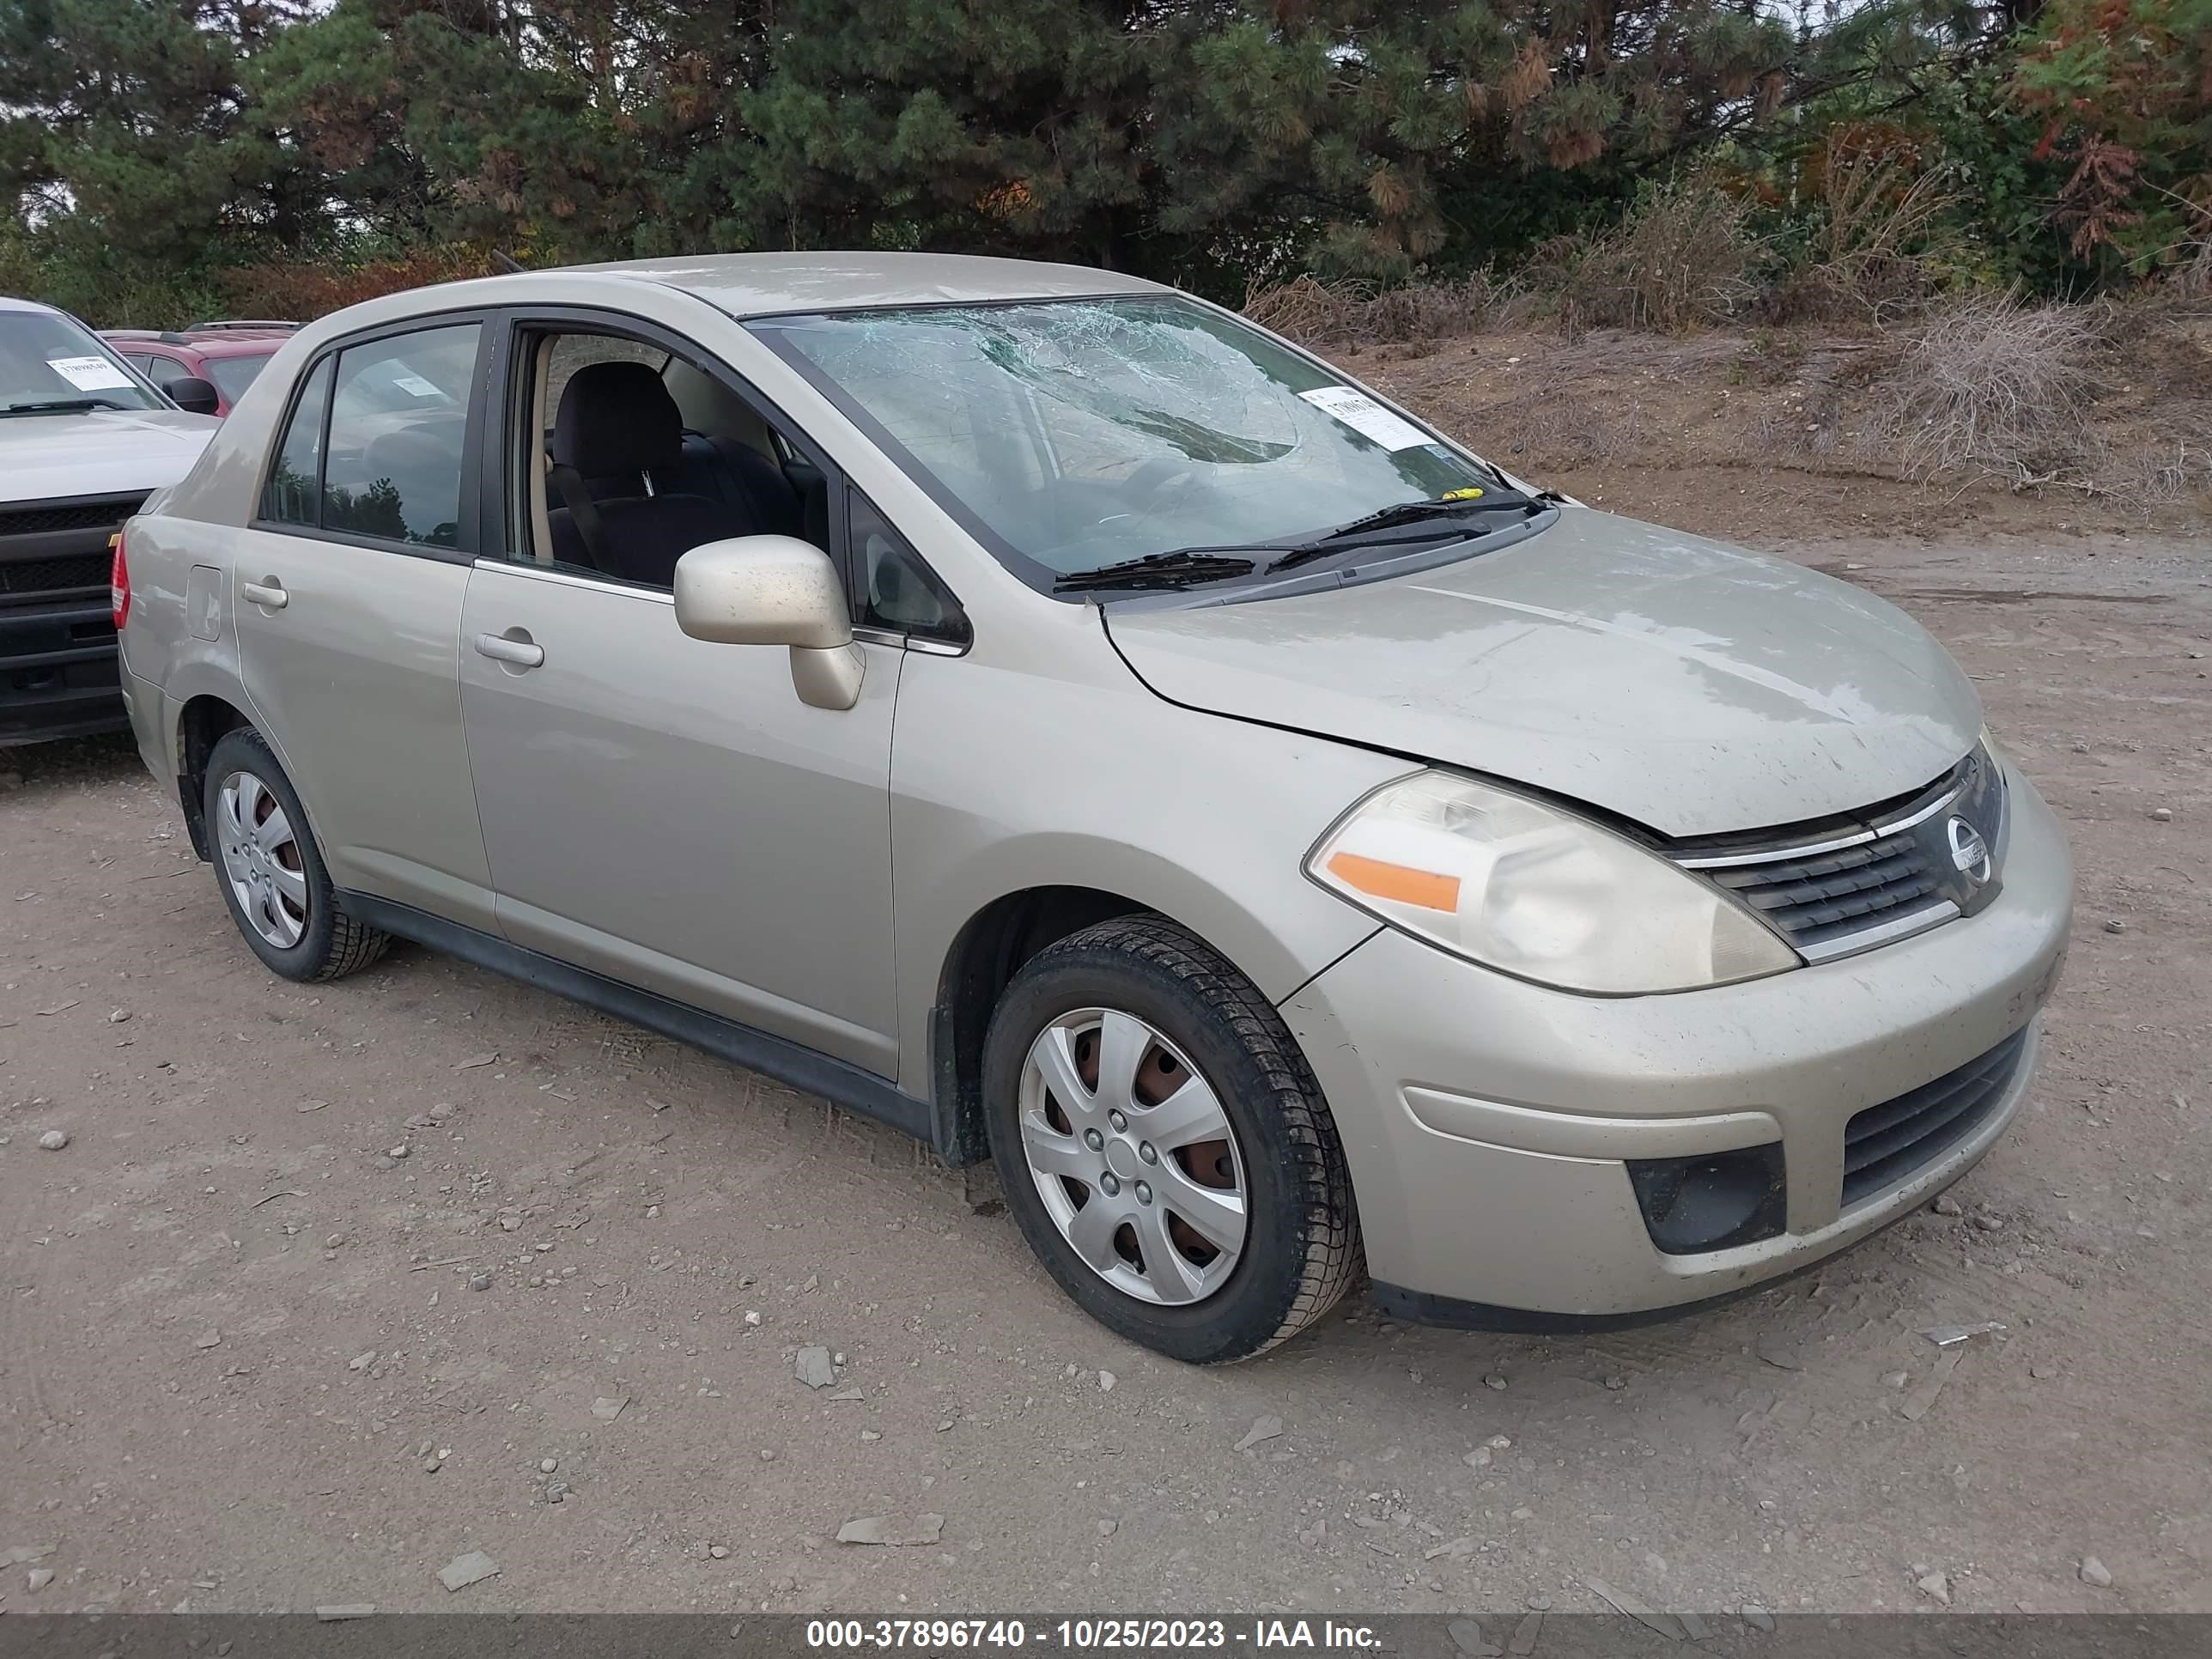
[
  {"xmin": 455, "ymin": 320, "xmax": 902, "ymax": 1075},
  {"xmin": 231, "ymin": 320, "xmax": 495, "ymax": 929}
]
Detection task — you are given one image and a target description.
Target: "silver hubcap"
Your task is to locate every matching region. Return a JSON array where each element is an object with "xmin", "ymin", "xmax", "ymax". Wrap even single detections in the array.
[
  {"xmin": 1018, "ymin": 1009, "xmax": 1248, "ymax": 1306},
  {"xmin": 216, "ymin": 769, "xmax": 308, "ymax": 950}
]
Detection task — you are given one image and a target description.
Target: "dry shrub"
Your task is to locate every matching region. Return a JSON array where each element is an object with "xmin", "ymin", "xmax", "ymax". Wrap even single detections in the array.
[
  {"xmin": 1865, "ymin": 291, "xmax": 2106, "ymax": 481},
  {"xmin": 1528, "ymin": 182, "xmax": 1764, "ymax": 332},
  {"xmin": 217, "ymin": 246, "xmax": 500, "ymax": 321},
  {"xmin": 1243, "ymin": 271, "xmax": 1522, "ymax": 349},
  {"xmin": 1767, "ymin": 153, "xmax": 1958, "ymax": 323},
  {"xmin": 2173, "ymin": 239, "xmax": 2212, "ymax": 304}
]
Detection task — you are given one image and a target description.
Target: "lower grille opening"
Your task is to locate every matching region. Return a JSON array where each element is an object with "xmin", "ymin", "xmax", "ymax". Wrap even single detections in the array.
[{"xmin": 1842, "ymin": 1030, "xmax": 2030, "ymax": 1207}]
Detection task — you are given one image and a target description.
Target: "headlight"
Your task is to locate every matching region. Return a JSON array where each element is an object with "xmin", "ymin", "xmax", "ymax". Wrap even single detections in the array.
[{"xmin": 1305, "ymin": 771, "xmax": 1801, "ymax": 994}]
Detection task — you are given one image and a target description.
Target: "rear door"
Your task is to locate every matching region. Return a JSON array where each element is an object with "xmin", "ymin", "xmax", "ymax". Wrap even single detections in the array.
[{"xmin": 230, "ymin": 316, "xmax": 496, "ymax": 928}]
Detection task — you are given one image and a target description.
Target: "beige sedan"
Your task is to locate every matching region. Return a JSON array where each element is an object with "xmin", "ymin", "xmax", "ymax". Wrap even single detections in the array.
[{"xmin": 113, "ymin": 254, "xmax": 2070, "ymax": 1360}]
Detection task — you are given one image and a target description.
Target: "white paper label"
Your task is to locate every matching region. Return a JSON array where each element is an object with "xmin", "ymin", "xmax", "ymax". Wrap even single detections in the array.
[
  {"xmin": 46, "ymin": 355, "xmax": 135, "ymax": 392},
  {"xmin": 1298, "ymin": 386, "xmax": 1433, "ymax": 451},
  {"xmin": 391, "ymin": 373, "xmax": 442, "ymax": 398}
]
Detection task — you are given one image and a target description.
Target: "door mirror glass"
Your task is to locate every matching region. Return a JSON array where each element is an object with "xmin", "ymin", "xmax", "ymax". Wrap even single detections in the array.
[
  {"xmin": 167, "ymin": 375, "xmax": 221, "ymax": 416},
  {"xmin": 673, "ymin": 536, "xmax": 853, "ymax": 649}
]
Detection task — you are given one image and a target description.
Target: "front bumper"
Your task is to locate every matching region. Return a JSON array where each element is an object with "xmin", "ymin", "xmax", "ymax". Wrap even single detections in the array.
[{"xmin": 1281, "ymin": 763, "xmax": 2073, "ymax": 1325}]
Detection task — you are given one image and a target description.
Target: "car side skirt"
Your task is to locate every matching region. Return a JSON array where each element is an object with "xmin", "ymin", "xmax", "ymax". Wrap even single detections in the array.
[{"xmin": 336, "ymin": 890, "xmax": 938, "ymax": 1150}]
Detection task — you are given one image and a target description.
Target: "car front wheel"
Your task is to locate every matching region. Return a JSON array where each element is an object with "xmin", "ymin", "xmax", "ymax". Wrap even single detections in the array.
[
  {"xmin": 203, "ymin": 727, "xmax": 391, "ymax": 982},
  {"xmin": 981, "ymin": 915, "xmax": 1361, "ymax": 1363}
]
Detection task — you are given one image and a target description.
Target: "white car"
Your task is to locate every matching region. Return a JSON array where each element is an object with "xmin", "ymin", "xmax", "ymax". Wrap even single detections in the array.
[{"xmin": 3, "ymin": 295, "xmax": 217, "ymax": 744}]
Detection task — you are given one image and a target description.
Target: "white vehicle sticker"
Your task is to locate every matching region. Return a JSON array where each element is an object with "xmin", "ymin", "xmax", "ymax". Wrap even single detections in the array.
[
  {"xmin": 46, "ymin": 355, "xmax": 135, "ymax": 392},
  {"xmin": 391, "ymin": 373, "xmax": 443, "ymax": 398},
  {"xmin": 1297, "ymin": 386, "xmax": 1433, "ymax": 452}
]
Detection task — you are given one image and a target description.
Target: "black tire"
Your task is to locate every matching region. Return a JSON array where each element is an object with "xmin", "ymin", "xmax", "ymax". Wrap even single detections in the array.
[
  {"xmin": 202, "ymin": 727, "xmax": 391, "ymax": 983},
  {"xmin": 981, "ymin": 915, "xmax": 1362, "ymax": 1363}
]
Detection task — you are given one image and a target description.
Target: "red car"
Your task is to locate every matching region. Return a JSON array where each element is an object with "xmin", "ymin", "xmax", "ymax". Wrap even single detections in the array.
[{"xmin": 100, "ymin": 321, "xmax": 299, "ymax": 416}]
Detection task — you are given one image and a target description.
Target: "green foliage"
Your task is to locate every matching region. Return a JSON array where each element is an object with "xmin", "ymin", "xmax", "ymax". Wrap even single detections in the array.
[
  {"xmin": 3, "ymin": 0, "xmax": 2199, "ymax": 325},
  {"xmin": 2008, "ymin": 0, "xmax": 2212, "ymax": 276}
]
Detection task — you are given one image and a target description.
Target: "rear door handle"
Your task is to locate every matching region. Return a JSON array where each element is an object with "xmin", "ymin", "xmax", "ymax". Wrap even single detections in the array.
[
  {"xmin": 473, "ymin": 631, "xmax": 544, "ymax": 669},
  {"xmin": 241, "ymin": 579, "xmax": 288, "ymax": 611}
]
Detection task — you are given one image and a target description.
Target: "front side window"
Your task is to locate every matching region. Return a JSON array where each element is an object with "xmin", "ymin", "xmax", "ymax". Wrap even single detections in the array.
[
  {"xmin": 143, "ymin": 354, "xmax": 193, "ymax": 389},
  {"xmin": 203, "ymin": 353, "xmax": 270, "ymax": 403},
  {"xmin": 1, "ymin": 310, "xmax": 164, "ymax": 414},
  {"xmin": 507, "ymin": 324, "xmax": 824, "ymax": 590},
  {"xmin": 850, "ymin": 488, "xmax": 967, "ymax": 647},
  {"xmin": 751, "ymin": 297, "xmax": 1499, "ymax": 584},
  {"xmin": 322, "ymin": 324, "xmax": 479, "ymax": 547}
]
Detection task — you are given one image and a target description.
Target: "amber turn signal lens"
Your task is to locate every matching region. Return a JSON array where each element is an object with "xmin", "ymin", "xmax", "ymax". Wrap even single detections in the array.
[{"xmin": 1325, "ymin": 851, "xmax": 1461, "ymax": 912}]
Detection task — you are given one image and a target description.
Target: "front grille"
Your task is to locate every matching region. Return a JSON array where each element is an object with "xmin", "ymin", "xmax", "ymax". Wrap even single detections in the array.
[
  {"xmin": 0, "ymin": 553, "xmax": 111, "ymax": 599},
  {"xmin": 0, "ymin": 495, "xmax": 146, "ymax": 538},
  {"xmin": 1704, "ymin": 830, "xmax": 1944, "ymax": 952},
  {"xmin": 1669, "ymin": 745, "xmax": 2008, "ymax": 963},
  {"xmin": 1841, "ymin": 1029, "xmax": 2029, "ymax": 1206}
]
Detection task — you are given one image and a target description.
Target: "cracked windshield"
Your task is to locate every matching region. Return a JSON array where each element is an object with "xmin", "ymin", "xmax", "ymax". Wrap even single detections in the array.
[{"xmin": 754, "ymin": 297, "xmax": 1499, "ymax": 577}]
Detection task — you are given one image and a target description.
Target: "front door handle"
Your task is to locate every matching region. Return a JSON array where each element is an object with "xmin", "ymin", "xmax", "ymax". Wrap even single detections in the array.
[
  {"xmin": 473, "ymin": 631, "xmax": 544, "ymax": 669},
  {"xmin": 241, "ymin": 579, "xmax": 288, "ymax": 611}
]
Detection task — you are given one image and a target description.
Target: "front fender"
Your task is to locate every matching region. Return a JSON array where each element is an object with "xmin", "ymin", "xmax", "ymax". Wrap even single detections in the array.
[{"xmin": 888, "ymin": 648, "xmax": 1401, "ymax": 1093}]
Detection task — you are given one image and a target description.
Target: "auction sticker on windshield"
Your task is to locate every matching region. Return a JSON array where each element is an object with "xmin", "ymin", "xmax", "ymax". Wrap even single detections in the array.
[
  {"xmin": 47, "ymin": 355, "xmax": 135, "ymax": 392},
  {"xmin": 1297, "ymin": 386, "xmax": 1431, "ymax": 452}
]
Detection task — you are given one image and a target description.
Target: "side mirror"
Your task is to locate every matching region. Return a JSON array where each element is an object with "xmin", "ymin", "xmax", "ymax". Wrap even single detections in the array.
[
  {"xmin": 673, "ymin": 535, "xmax": 865, "ymax": 711},
  {"xmin": 166, "ymin": 376, "xmax": 221, "ymax": 416}
]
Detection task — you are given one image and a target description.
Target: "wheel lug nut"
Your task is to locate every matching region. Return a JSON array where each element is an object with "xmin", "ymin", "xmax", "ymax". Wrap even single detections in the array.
[
  {"xmin": 1084, "ymin": 1128, "xmax": 1104, "ymax": 1152},
  {"xmin": 1139, "ymin": 1142, "xmax": 1158, "ymax": 1164},
  {"xmin": 1099, "ymin": 1173, "xmax": 1121, "ymax": 1196},
  {"xmin": 1109, "ymin": 1109, "xmax": 1127, "ymax": 1132},
  {"xmin": 1134, "ymin": 1182, "xmax": 1152, "ymax": 1206}
]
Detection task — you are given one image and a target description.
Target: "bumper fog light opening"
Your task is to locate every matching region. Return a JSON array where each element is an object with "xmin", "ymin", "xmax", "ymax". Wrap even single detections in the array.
[{"xmin": 1626, "ymin": 1142, "xmax": 1787, "ymax": 1255}]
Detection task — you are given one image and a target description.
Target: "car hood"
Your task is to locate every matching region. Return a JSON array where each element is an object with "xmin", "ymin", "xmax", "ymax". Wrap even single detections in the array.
[
  {"xmin": 1103, "ymin": 508, "xmax": 1980, "ymax": 838},
  {"xmin": 0, "ymin": 407, "xmax": 217, "ymax": 501}
]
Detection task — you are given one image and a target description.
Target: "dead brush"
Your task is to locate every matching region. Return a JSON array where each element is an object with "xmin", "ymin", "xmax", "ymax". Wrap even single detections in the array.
[
  {"xmin": 1769, "ymin": 155, "xmax": 1959, "ymax": 323},
  {"xmin": 1864, "ymin": 291, "xmax": 2106, "ymax": 483},
  {"xmin": 1242, "ymin": 271, "xmax": 1521, "ymax": 349},
  {"xmin": 2174, "ymin": 238, "xmax": 2212, "ymax": 304},
  {"xmin": 1540, "ymin": 182, "xmax": 1765, "ymax": 332}
]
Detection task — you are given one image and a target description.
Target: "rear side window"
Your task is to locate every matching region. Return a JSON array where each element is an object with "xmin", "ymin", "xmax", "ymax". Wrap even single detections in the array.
[
  {"xmin": 322, "ymin": 324, "xmax": 480, "ymax": 547},
  {"xmin": 261, "ymin": 357, "xmax": 332, "ymax": 526}
]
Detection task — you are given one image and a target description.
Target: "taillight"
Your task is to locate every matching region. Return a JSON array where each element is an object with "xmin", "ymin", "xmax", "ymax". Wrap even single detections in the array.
[{"xmin": 111, "ymin": 527, "xmax": 131, "ymax": 629}]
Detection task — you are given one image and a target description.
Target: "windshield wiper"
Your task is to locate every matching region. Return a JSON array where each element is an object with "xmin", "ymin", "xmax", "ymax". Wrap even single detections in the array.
[
  {"xmin": 1262, "ymin": 492, "xmax": 1540, "ymax": 572},
  {"xmin": 5, "ymin": 397, "xmax": 131, "ymax": 414},
  {"xmin": 1055, "ymin": 491, "xmax": 1544, "ymax": 593},
  {"xmin": 1314, "ymin": 492, "xmax": 1535, "ymax": 542},
  {"xmin": 1054, "ymin": 550, "xmax": 1261, "ymax": 592}
]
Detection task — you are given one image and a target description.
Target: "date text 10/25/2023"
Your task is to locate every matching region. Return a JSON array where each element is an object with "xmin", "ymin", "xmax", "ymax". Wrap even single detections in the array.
[{"xmin": 805, "ymin": 1620, "xmax": 1384, "ymax": 1650}]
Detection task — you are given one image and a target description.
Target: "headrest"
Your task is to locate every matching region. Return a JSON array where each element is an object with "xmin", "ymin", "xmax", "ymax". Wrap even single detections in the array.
[{"xmin": 550, "ymin": 359, "xmax": 682, "ymax": 478}]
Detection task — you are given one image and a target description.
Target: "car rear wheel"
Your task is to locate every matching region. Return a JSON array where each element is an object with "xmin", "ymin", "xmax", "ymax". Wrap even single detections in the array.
[
  {"xmin": 981, "ymin": 915, "xmax": 1362, "ymax": 1363},
  {"xmin": 204, "ymin": 728, "xmax": 390, "ymax": 982}
]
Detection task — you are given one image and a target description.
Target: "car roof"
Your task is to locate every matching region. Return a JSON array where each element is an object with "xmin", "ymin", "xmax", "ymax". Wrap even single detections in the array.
[
  {"xmin": 562, "ymin": 252, "xmax": 1169, "ymax": 317},
  {"xmin": 100, "ymin": 330, "xmax": 289, "ymax": 355},
  {"xmin": 1, "ymin": 294, "xmax": 62, "ymax": 315},
  {"xmin": 175, "ymin": 332, "xmax": 290, "ymax": 355}
]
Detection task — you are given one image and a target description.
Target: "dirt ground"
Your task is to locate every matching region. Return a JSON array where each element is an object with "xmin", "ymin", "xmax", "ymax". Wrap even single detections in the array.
[{"xmin": 3, "ymin": 484, "xmax": 2209, "ymax": 1618}]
